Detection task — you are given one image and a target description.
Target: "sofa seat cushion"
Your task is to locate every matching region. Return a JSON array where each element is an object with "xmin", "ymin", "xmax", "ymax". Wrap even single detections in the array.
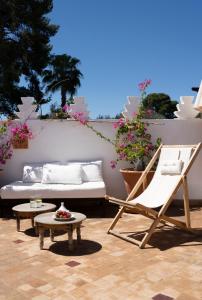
[{"xmin": 0, "ymin": 181, "xmax": 106, "ymax": 199}]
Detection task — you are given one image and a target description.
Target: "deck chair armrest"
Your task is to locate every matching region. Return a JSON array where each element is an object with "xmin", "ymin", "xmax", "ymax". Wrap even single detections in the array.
[
  {"xmin": 105, "ymin": 196, "xmax": 138, "ymax": 209},
  {"xmin": 105, "ymin": 195, "xmax": 125, "ymax": 202}
]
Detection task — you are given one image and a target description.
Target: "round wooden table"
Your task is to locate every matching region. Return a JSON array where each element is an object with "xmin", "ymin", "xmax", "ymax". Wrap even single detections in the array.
[
  {"xmin": 34, "ymin": 212, "xmax": 86, "ymax": 251},
  {"xmin": 12, "ymin": 203, "xmax": 56, "ymax": 232}
]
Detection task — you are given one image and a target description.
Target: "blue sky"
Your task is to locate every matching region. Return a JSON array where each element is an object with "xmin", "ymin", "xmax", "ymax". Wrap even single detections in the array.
[{"xmin": 47, "ymin": 0, "xmax": 202, "ymax": 118}]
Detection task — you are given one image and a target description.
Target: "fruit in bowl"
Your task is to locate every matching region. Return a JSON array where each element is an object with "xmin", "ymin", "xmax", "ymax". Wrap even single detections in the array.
[{"xmin": 55, "ymin": 210, "xmax": 71, "ymax": 219}]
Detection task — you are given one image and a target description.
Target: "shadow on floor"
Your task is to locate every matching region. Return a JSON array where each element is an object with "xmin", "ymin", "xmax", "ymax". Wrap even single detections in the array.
[
  {"xmin": 0, "ymin": 199, "xmax": 119, "ymax": 218},
  {"xmin": 125, "ymin": 226, "xmax": 202, "ymax": 251},
  {"xmin": 24, "ymin": 227, "xmax": 65, "ymax": 238},
  {"xmin": 1, "ymin": 198, "xmax": 201, "ymax": 219},
  {"xmin": 166, "ymin": 205, "xmax": 201, "ymax": 217},
  {"xmin": 49, "ymin": 239, "xmax": 102, "ymax": 256}
]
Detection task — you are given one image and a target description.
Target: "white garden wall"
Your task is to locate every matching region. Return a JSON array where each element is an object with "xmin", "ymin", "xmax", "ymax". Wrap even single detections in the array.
[{"xmin": 1, "ymin": 118, "xmax": 202, "ymax": 200}]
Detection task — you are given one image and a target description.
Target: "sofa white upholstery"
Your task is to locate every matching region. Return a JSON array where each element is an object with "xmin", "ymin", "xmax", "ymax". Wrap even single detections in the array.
[
  {"xmin": 0, "ymin": 181, "xmax": 106, "ymax": 199},
  {"xmin": 0, "ymin": 161, "xmax": 106, "ymax": 199}
]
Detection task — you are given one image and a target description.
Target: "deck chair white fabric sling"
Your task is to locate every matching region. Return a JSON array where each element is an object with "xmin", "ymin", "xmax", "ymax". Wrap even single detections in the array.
[{"xmin": 106, "ymin": 143, "xmax": 201, "ymax": 249}]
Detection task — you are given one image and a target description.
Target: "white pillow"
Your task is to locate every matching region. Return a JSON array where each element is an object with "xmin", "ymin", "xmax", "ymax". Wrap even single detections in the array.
[
  {"xmin": 82, "ymin": 163, "xmax": 103, "ymax": 182},
  {"xmin": 41, "ymin": 163, "xmax": 82, "ymax": 184},
  {"xmin": 23, "ymin": 163, "xmax": 43, "ymax": 183},
  {"xmin": 67, "ymin": 161, "xmax": 103, "ymax": 182},
  {"xmin": 161, "ymin": 160, "xmax": 183, "ymax": 175}
]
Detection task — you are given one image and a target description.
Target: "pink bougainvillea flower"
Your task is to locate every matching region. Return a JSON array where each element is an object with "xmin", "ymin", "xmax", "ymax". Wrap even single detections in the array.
[
  {"xmin": 22, "ymin": 123, "xmax": 28, "ymax": 130},
  {"xmin": 11, "ymin": 122, "xmax": 33, "ymax": 141},
  {"xmin": 72, "ymin": 112, "xmax": 88, "ymax": 125},
  {"xmin": 138, "ymin": 79, "xmax": 152, "ymax": 91},
  {"xmin": 119, "ymin": 143, "xmax": 126, "ymax": 149},
  {"xmin": 0, "ymin": 140, "xmax": 13, "ymax": 166},
  {"xmin": 127, "ymin": 133, "xmax": 134, "ymax": 141},
  {"xmin": 118, "ymin": 118, "xmax": 125, "ymax": 127},
  {"xmin": 62, "ymin": 104, "xmax": 70, "ymax": 112},
  {"xmin": 118, "ymin": 152, "xmax": 127, "ymax": 160},
  {"xmin": 110, "ymin": 160, "xmax": 117, "ymax": 169},
  {"xmin": 148, "ymin": 143, "xmax": 154, "ymax": 150},
  {"xmin": 146, "ymin": 109, "xmax": 153, "ymax": 116},
  {"xmin": 11, "ymin": 128, "xmax": 18, "ymax": 134},
  {"xmin": 113, "ymin": 122, "xmax": 118, "ymax": 129},
  {"xmin": 113, "ymin": 118, "xmax": 125, "ymax": 129}
]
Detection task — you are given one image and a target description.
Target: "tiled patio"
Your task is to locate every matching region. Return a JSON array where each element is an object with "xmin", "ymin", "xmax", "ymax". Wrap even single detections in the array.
[{"xmin": 0, "ymin": 202, "xmax": 202, "ymax": 300}]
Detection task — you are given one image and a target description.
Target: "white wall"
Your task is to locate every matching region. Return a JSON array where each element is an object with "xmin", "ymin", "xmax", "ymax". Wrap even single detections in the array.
[{"xmin": 1, "ymin": 119, "xmax": 202, "ymax": 199}]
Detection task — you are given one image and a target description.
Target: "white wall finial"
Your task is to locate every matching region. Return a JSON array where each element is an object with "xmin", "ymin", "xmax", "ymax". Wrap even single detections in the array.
[
  {"xmin": 15, "ymin": 97, "xmax": 38, "ymax": 121},
  {"xmin": 68, "ymin": 97, "xmax": 90, "ymax": 119},
  {"xmin": 194, "ymin": 80, "xmax": 202, "ymax": 112},
  {"xmin": 174, "ymin": 96, "xmax": 198, "ymax": 119},
  {"xmin": 122, "ymin": 96, "xmax": 141, "ymax": 121}
]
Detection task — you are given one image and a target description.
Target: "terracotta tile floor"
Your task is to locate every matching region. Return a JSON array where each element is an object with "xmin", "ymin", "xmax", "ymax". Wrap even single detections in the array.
[{"xmin": 0, "ymin": 203, "xmax": 202, "ymax": 300}]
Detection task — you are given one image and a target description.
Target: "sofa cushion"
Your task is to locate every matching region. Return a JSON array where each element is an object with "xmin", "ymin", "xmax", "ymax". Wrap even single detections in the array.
[
  {"xmin": 68, "ymin": 161, "xmax": 103, "ymax": 182},
  {"xmin": 42, "ymin": 163, "xmax": 83, "ymax": 184},
  {"xmin": 82, "ymin": 162, "xmax": 103, "ymax": 182},
  {"xmin": 0, "ymin": 181, "xmax": 106, "ymax": 199},
  {"xmin": 23, "ymin": 163, "xmax": 43, "ymax": 183}
]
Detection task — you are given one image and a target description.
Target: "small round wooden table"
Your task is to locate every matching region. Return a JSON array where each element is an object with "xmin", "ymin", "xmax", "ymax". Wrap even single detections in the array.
[
  {"xmin": 12, "ymin": 203, "xmax": 56, "ymax": 232},
  {"xmin": 34, "ymin": 212, "xmax": 86, "ymax": 251}
]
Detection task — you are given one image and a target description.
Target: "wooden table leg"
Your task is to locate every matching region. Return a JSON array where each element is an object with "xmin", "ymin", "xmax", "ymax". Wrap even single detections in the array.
[
  {"xmin": 35, "ymin": 225, "xmax": 38, "ymax": 236},
  {"xmin": 39, "ymin": 227, "xmax": 44, "ymax": 250},
  {"xmin": 50, "ymin": 229, "xmax": 54, "ymax": 242},
  {"xmin": 67, "ymin": 227, "xmax": 74, "ymax": 251},
  {"xmin": 16, "ymin": 215, "xmax": 20, "ymax": 232},
  {"xmin": 76, "ymin": 225, "xmax": 81, "ymax": 244}
]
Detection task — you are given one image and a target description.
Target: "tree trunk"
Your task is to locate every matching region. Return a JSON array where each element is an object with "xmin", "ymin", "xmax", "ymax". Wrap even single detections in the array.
[{"xmin": 61, "ymin": 87, "xmax": 67, "ymax": 108}]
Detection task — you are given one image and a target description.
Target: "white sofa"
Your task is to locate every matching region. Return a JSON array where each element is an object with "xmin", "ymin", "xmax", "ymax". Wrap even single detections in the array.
[{"xmin": 0, "ymin": 161, "xmax": 106, "ymax": 199}]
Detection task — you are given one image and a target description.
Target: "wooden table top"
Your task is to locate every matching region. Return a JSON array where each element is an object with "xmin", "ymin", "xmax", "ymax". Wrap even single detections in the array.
[
  {"xmin": 34, "ymin": 212, "xmax": 86, "ymax": 225},
  {"xmin": 12, "ymin": 203, "xmax": 56, "ymax": 213}
]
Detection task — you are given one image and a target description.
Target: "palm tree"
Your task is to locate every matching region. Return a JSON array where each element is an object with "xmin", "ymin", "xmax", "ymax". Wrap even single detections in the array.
[{"xmin": 42, "ymin": 54, "xmax": 83, "ymax": 107}]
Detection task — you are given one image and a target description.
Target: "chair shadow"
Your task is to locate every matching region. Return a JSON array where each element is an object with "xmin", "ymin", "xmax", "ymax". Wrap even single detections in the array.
[
  {"xmin": 167, "ymin": 205, "xmax": 202, "ymax": 217},
  {"xmin": 127, "ymin": 226, "xmax": 202, "ymax": 251},
  {"xmin": 49, "ymin": 239, "xmax": 102, "ymax": 256}
]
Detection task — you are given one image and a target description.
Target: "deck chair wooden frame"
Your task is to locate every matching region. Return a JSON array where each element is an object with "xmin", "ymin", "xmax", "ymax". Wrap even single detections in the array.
[{"xmin": 106, "ymin": 143, "xmax": 201, "ymax": 249}]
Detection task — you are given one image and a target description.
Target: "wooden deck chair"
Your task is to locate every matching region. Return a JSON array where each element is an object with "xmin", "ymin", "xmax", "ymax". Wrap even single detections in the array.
[{"xmin": 106, "ymin": 143, "xmax": 201, "ymax": 249}]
